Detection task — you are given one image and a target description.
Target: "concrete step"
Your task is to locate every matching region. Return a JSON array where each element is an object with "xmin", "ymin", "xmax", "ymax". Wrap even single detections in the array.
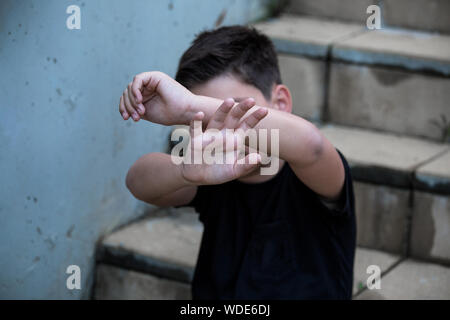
[
  {"xmin": 255, "ymin": 15, "xmax": 362, "ymax": 122},
  {"xmin": 329, "ymin": 29, "xmax": 450, "ymax": 140},
  {"xmin": 355, "ymin": 258, "xmax": 450, "ymax": 299},
  {"xmin": 285, "ymin": 0, "xmax": 374, "ymax": 25},
  {"xmin": 94, "ymin": 245, "xmax": 402, "ymax": 299},
  {"xmin": 95, "ymin": 126, "xmax": 450, "ymax": 298},
  {"xmin": 320, "ymin": 124, "xmax": 449, "ymax": 188},
  {"xmin": 255, "ymin": 14, "xmax": 364, "ymax": 60},
  {"xmin": 94, "ymin": 207, "xmax": 200, "ymax": 299},
  {"xmin": 95, "ymin": 207, "xmax": 201, "ymax": 284},
  {"xmin": 256, "ymin": 14, "xmax": 450, "ymax": 74},
  {"xmin": 414, "ymin": 150, "xmax": 450, "ymax": 195},
  {"xmin": 332, "ymin": 28, "xmax": 450, "ymax": 75},
  {"xmin": 410, "ymin": 150, "xmax": 450, "ymax": 264},
  {"xmin": 328, "ymin": 61, "xmax": 450, "ymax": 141},
  {"xmin": 320, "ymin": 124, "xmax": 449, "ymax": 255},
  {"xmin": 255, "ymin": 15, "xmax": 450, "ymax": 140},
  {"xmin": 94, "ymin": 207, "xmax": 429, "ymax": 299},
  {"xmin": 94, "ymin": 264, "xmax": 191, "ymax": 300},
  {"xmin": 94, "ymin": 203, "xmax": 450, "ymax": 299},
  {"xmin": 286, "ymin": 0, "xmax": 450, "ymax": 34},
  {"xmin": 353, "ymin": 247, "xmax": 401, "ymax": 296}
]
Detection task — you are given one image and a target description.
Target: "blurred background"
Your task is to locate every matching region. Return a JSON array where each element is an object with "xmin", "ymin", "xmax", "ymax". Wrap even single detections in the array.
[{"xmin": 0, "ymin": 0, "xmax": 449, "ymax": 299}]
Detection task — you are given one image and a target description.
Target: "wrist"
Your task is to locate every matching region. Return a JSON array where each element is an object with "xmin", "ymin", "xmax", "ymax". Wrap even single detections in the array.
[
  {"xmin": 183, "ymin": 93, "xmax": 201, "ymax": 125},
  {"xmin": 185, "ymin": 94, "xmax": 222, "ymax": 125}
]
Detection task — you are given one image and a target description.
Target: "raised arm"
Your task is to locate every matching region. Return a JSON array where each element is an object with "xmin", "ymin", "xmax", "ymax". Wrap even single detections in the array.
[
  {"xmin": 126, "ymin": 152, "xmax": 197, "ymax": 207},
  {"xmin": 187, "ymin": 95, "xmax": 345, "ymax": 200},
  {"xmin": 123, "ymin": 92, "xmax": 267, "ymax": 207},
  {"xmin": 120, "ymin": 71, "xmax": 344, "ymax": 202}
]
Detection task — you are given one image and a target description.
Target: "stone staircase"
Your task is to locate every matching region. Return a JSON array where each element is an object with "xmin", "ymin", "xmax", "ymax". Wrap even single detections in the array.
[{"xmin": 93, "ymin": 0, "xmax": 450, "ymax": 299}]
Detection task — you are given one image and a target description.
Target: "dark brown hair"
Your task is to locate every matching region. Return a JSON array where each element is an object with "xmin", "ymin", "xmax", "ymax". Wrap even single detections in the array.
[{"xmin": 175, "ymin": 25, "xmax": 282, "ymax": 100}]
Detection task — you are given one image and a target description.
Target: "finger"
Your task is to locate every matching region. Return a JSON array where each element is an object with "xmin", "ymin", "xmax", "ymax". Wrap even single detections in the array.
[
  {"xmin": 131, "ymin": 76, "xmax": 144, "ymax": 104},
  {"xmin": 233, "ymin": 153, "xmax": 261, "ymax": 178},
  {"xmin": 206, "ymin": 98, "xmax": 234, "ymax": 130},
  {"xmin": 127, "ymin": 83, "xmax": 145, "ymax": 116},
  {"xmin": 124, "ymin": 89, "xmax": 140, "ymax": 121},
  {"xmin": 246, "ymin": 145, "xmax": 271, "ymax": 166},
  {"xmin": 238, "ymin": 107, "xmax": 268, "ymax": 131},
  {"xmin": 119, "ymin": 96, "xmax": 130, "ymax": 120},
  {"xmin": 189, "ymin": 111, "xmax": 204, "ymax": 138},
  {"xmin": 225, "ymin": 98, "xmax": 256, "ymax": 129}
]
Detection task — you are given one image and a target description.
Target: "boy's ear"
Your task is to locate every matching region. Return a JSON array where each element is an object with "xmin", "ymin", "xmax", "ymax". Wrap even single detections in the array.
[{"xmin": 270, "ymin": 84, "xmax": 292, "ymax": 113}]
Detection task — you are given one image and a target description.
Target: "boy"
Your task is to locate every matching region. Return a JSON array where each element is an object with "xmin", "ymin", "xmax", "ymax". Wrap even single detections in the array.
[{"xmin": 119, "ymin": 26, "xmax": 356, "ymax": 299}]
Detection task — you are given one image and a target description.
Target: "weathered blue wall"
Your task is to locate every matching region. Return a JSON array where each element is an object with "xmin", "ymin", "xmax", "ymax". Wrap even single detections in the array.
[{"xmin": 0, "ymin": 0, "xmax": 270, "ymax": 299}]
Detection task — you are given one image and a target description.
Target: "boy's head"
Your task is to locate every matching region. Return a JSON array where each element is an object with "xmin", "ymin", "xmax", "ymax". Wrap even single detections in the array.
[{"xmin": 175, "ymin": 25, "xmax": 292, "ymax": 113}]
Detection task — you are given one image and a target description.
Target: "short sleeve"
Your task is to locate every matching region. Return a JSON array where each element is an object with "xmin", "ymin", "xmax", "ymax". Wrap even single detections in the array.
[
  {"xmin": 318, "ymin": 149, "xmax": 355, "ymax": 218},
  {"xmin": 175, "ymin": 185, "xmax": 208, "ymax": 218}
]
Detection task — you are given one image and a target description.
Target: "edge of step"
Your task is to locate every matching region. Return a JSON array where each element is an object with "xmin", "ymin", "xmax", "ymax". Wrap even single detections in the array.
[
  {"xmin": 355, "ymin": 257, "xmax": 450, "ymax": 299},
  {"xmin": 254, "ymin": 14, "xmax": 364, "ymax": 58},
  {"xmin": 285, "ymin": 0, "xmax": 450, "ymax": 35},
  {"xmin": 332, "ymin": 29, "xmax": 450, "ymax": 76},
  {"xmin": 414, "ymin": 150, "xmax": 450, "ymax": 195},
  {"xmin": 353, "ymin": 247, "xmax": 402, "ymax": 296},
  {"xmin": 96, "ymin": 207, "xmax": 201, "ymax": 283},
  {"xmin": 255, "ymin": 14, "xmax": 450, "ymax": 76},
  {"xmin": 94, "ymin": 264, "xmax": 192, "ymax": 300},
  {"xmin": 320, "ymin": 124, "xmax": 449, "ymax": 190}
]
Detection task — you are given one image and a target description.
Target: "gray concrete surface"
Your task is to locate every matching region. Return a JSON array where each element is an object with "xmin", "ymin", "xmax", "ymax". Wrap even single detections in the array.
[
  {"xmin": 255, "ymin": 15, "xmax": 363, "ymax": 57},
  {"xmin": 356, "ymin": 258, "xmax": 450, "ymax": 299},
  {"xmin": 415, "ymin": 150, "xmax": 450, "ymax": 194},
  {"xmin": 354, "ymin": 182, "xmax": 410, "ymax": 254},
  {"xmin": 100, "ymin": 207, "xmax": 202, "ymax": 282},
  {"xmin": 332, "ymin": 28, "xmax": 450, "ymax": 75},
  {"xmin": 353, "ymin": 247, "xmax": 401, "ymax": 295},
  {"xmin": 94, "ymin": 264, "xmax": 191, "ymax": 300},
  {"xmin": 411, "ymin": 191, "xmax": 450, "ymax": 263},
  {"xmin": 384, "ymin": 0, "xmax": 450, "ymax": 34},
  {"xmin": 328, "ymin": 63, "xmax": 450, "ymax": 140},
  {"xmin": 286, "ymin": 0, "xmax": 377, "ymax": 23},
  {"xmin": 95, "ymin": 247, "xmax": 403, "ymax": 299},
  {"xmin": 320, "ymin": 125, "xmax": 448, "ymax": 187},
  {"xmin": 0, "ymin": 0, "xmax": 271, "ymax": 300},
  {"xmin": 278, "ymin": 54, "xmax": 325, "ymax": 121}
]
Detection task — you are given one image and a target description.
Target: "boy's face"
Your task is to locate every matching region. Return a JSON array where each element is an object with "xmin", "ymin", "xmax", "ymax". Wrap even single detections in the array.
[{"xmin": 190, "ymin": 73, "xmax": 273, "ymax": 110}]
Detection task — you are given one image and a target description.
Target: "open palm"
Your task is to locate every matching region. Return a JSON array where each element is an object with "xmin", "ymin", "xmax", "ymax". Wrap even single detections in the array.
[{"xmin": 180, "ymin": 98, "xmax": 268, "ymax": 185}]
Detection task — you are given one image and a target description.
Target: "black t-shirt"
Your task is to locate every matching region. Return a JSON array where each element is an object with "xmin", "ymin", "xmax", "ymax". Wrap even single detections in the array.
[{"xmin": 185, "ymin": 150, "xmax": 356, "ymax": 299}]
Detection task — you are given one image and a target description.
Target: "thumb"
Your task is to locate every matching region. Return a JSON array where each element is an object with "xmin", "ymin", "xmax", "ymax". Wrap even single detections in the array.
[{"xmin": 233, "ymin": 153, "xmax": 262, "ymax": 178}]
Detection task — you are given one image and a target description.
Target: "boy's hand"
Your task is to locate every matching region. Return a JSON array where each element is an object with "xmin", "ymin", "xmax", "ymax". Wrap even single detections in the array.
[
  {"xmin": 180, "ymin": 98, "xmax": 268, "ymax": 185},
  {"xmin": 119, "ymin": 71, "xmax": 195, "ymax": 125}
]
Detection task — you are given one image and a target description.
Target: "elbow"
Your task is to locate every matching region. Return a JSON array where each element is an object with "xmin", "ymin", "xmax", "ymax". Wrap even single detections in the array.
[
  {"xmin": 311, "ymin": 125, "xmax": 325, "ymax": 161},
  {"xmin": 125, "ymin": 166, "xmax": 141, "ymax": 200},
  {"xmin": 301, "ymin": 123, "xmax": 325, "ymax": 165},
  {"xmin": 125, "ymin": 163, "xmax": 159, "ymax": 205}
]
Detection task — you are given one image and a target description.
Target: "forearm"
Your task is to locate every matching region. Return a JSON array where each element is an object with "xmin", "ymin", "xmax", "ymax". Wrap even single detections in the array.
[
  {"xmin": 254, "ymin": 107, "xmax": 323, "ymax": 166},
  {"xmin": 126, "ymin": 153, "xmax": 191, "ymax": 203},
  {"xmin": 188, "ymin": 95, "xmax": 323, "ymax": 167}
]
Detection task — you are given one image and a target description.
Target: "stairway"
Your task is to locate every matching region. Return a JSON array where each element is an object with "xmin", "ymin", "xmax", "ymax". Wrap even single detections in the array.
[{"xmin": 93, "ymin": 0, "xmax": 450, "ymax": 299}]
